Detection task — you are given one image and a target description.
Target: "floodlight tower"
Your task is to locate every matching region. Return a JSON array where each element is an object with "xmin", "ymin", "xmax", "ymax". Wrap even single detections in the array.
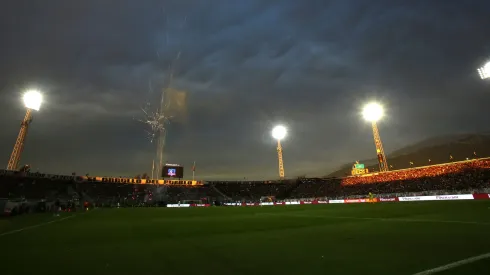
[
  {"xmin": 362, "ymin": 102, "xmax": 389, "ymax": 172},
  {"xmin": 477, "ymin": 61, "xmax": 490, "ymax": 79},
  {"xmin": 7, "ymin": 90, "xmax": 43, "ymax": 170},
  {"xmin": 272, "ymin": 125, "xmax": 287, "ymax": 179}
]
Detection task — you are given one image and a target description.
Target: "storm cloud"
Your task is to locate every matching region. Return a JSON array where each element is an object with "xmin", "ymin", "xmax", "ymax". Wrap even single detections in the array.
[{"xmin": 1, "ymin": 0, "xmax": 490, "ymax": 180}]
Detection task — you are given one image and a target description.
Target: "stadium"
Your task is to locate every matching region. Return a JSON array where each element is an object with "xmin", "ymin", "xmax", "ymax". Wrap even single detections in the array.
[
  {"xmin": 2, "ymin": 2, "xmax": 490, "ymax": 275},
  {"xmin": 1, "ymin": 158, "xmax": 490, "ymax": 274},
  {"xmin": 2, "ymin": 65, "xmax": 490, "ymax": 275},
  {"xmin": 2, "ymin": 97, "xmax": 490, "ymax": 274}
]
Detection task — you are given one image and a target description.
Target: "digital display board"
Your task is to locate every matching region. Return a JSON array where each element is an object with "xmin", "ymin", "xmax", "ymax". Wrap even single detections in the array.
[
  {"xmin": 354, "ymin": 164, "xmax": 365, "ymax": 169},
  {"xmin": 162, "ymin": 164, "xmax": 184, "ymax": 179}
]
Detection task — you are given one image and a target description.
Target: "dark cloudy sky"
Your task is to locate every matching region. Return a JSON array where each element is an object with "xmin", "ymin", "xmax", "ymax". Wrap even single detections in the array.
[{"xmin": 1, "ymin": 0, "xmax": 490, "ymax": 180}]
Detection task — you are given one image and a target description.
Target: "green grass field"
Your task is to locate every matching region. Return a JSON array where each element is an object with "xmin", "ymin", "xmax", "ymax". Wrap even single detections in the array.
[{"xmin": 1, "ymin": 201, "xmax": 490, "ymax": 275}]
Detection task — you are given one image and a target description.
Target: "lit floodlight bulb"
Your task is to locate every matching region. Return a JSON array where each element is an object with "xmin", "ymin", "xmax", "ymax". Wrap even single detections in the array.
[
  {"xmin": 477, "ymin": 61, "xmax": 490, "ymax": 79},
  {"xmin": 23, "ymin": 90, "xmax": 43, "ymax": 111},
  {"xmin": 362, "ymin": 102, "xmax": 384, "ymax": 122},
  {"xmin": 272, "ymin": 125, "xmax": 287, "ymax": 140}
]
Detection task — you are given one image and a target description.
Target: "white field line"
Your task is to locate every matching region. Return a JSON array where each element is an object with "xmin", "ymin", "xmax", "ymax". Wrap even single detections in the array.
[
  {"xmin": 0, "ymin": 215, "xmax": 76, "ymax": 237},
  {"xmin": 412, "ymin": 252, "xmax": 490, "ymax": 275},
  {"xmin": 257, "ymin": 212, "xmax": 490, "ymax": 226}
]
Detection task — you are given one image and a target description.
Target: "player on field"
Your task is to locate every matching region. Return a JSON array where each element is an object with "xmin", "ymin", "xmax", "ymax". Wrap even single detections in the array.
[{"xmin": 368, "ymin": 192, "xmax": 375, "ymax": 203}]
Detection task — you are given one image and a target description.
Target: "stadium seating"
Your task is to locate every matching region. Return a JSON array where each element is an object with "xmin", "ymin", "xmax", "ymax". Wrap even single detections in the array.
[
  {"xmin": 207, "ymin": 160, "xmax": 490, "ymax": 200},
  {"xmin": 1, "ymin": 158, "xmax": 490, "ymax": 214},
  {"xmin": 287, "ymin": 160, "xmax": 490, "ymax": 199},
  {"xmin": 208, "ymin": 181, "xmax": 295, "ymax": 201}
]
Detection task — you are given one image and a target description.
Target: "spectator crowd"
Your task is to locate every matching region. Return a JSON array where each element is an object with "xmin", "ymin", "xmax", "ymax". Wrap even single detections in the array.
[{"xmin": 1, "ymin": 158, "xmax": 490, "ymax": 215}]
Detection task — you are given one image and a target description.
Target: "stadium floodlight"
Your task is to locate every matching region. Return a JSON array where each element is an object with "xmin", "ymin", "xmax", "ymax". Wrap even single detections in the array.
[
  {"xmin": 7, "ymin": 89, "xmax": 43, "ymax": 170},
  {"xmin": 271, "ymin": 125, "xmax": 287, "ymax": 179},
  {"xmin": 23, "ymin": 90, "xmax": 43, "ymax": 111},
  {"xmin": 477, "ymin": 61, "xmax": 490, "ymax": 79},
  {"xmin": 362, "ymin": 102, "xmax": 384, "ymax": 122},
  {"xmin": 362, "ymin": 102, "xmax": 389, "ymax": 172},
  {"xmin": 272, "ymin": 125, "xmax": 287, "ymax": 140}
]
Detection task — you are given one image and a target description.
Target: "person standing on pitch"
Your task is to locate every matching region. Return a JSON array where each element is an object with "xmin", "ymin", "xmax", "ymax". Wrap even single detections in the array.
[
  {"xmin": 369, "ymin": 192, "xmax": 375, "ymax": 203},
  {"xmin": 54, "ymin": 199, "xmax": 61, "ymax": 217}
]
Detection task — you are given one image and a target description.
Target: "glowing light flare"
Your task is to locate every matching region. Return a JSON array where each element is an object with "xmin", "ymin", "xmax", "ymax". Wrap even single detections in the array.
[
  {"xmin": 362, "ymin": 102, "xmax": 384, "ymax": 122},
  {"xmin": 477, "ymin": 61, "xmax": 490, "ymax": 79},
  {"xmin": 23, "ymin": 90, "xmax": 43, "ymax": 111},
  {"xmin": 272, "ymin": 125, "xmax": 287, "ymax": 140}
]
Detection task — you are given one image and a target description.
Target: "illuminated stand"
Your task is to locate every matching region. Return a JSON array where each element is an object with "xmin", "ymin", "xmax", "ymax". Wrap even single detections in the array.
[
  {"xmin": 362, "ymin": 102, "xmax": 389, "ymax": 172},
  {"xmin": 477, "ymin": 61, "xmax": 490, "ymax": 79},
  {"xmin": 7, "ymin": 90, "xmax": 43, "ymax": 170},
  {"xmin": 272, "ymin": 125, "xmax": 287, "ymax": 179}
]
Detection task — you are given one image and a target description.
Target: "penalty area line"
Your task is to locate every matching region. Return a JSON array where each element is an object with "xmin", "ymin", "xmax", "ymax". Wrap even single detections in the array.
[
  {"xmin": 412, "ymin": 252, "xmax": 490, "ymax": 275},
  {"xmin": 0, "ymin": 215, "xmax": 76, "ymax": 237}
]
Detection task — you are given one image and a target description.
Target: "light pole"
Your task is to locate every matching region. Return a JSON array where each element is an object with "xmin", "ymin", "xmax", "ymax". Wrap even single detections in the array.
[
  {"xmin": 362, "ymin": 102, "xmax": 389, "ymax": 172},
  {"xmin": 477, "ymin": 61, "xmax": 490, "ymax": 79},
  {"xmin": 7, "ymin": 90, "xmax": 43, "ymax": 171},
  {"xmin": 272, "ymin": 125, "xmax": 287, "ymax": 179}
]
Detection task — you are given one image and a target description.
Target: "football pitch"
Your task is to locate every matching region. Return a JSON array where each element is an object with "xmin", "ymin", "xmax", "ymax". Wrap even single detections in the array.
[{"xmin": 1, "ymin": 201, "xmax": 489, "ymax": 275}]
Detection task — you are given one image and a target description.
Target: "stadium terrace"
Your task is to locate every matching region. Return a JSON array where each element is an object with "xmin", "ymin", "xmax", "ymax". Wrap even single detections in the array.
[{"xmin": 1, "ymin": 157, "xmax": 490, "ymax": 215}]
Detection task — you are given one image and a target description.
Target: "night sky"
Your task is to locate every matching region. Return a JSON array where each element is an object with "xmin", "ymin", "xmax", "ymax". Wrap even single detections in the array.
[{"xmin": 1, "ymin": 0, "xmax": 490, "ymax": 180}]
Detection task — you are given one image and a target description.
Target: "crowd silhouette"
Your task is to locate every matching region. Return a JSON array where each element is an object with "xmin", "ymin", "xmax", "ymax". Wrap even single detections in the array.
[{"xmin": 1, "ymin": 158, "xmax": 489, "ymax": 215}]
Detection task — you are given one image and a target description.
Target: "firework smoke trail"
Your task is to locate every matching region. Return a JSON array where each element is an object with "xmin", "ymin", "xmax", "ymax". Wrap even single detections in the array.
[
  {"xmin": 135, "ymin": 9, "xmax": 187, "ymax": 179},
  {"xmin": 155, "ymin": 13, "xmax": 187, "ymax": 179}
]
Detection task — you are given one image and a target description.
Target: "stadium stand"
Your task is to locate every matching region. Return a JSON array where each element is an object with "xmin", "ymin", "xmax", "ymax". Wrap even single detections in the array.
[
  {"xmin": 288, "ymin": 159, "xmax": 490, "ymax": 199},
  {"xmin": 1, "ymin": 158, "xmax": 490, "ymax": 215},
  {"xmin": 208, "ymin": 180, "xmax": 295, "ymax": 201}
]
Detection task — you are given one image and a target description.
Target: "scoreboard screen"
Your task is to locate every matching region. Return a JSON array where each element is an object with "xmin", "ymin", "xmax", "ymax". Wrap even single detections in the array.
[{"xmin": 162, "ymin": 164, "xmax": 184, "ymax": 179}]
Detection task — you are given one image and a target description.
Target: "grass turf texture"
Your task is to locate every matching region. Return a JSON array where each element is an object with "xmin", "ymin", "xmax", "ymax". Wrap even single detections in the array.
[{"xmin": 1, "ymin": 201, "xmax": 489, "ymax": 275}]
